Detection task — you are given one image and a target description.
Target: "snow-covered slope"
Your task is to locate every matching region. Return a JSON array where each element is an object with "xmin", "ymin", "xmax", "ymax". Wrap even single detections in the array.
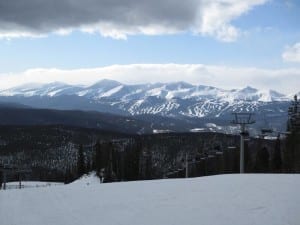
[
  {"xmin": 0, "ymin": 174, "xmax": 299, "ymax": 225},
  {"xmin": 0, "ymin": 79, "xmax": 293, "ymax": 118},
  {"xmin": 69, "ymin": 172, "xmax": 101, "ymax": 186},
  {"xmin": 0, "ymin": 80, "xmax": 290, "ymax": 102}
]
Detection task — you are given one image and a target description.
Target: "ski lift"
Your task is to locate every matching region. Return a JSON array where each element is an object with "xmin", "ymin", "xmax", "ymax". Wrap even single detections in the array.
[
  {"xmin": 261, "ymin": 128, "xmax": 273, "ymax": 134},
  {"xmin": 240, "ymin": 131, "xmax": 249, "ymax": 137}
]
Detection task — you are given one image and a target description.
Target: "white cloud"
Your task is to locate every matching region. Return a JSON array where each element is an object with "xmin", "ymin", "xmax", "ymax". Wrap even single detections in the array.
[
  {"xmin": 194, "ymin": 0, "xmax": 268, "ymax": 41},
  {"xmin": 282, "ymin": 42, "xmax": 300, "ymax": 63},
  {"xmin": 0, "ymin": 0, "xmax": 268, "ymax": 41},
  {"xmin": 0, "ymin": 64, "xmax": 299, "ymax": 94}
]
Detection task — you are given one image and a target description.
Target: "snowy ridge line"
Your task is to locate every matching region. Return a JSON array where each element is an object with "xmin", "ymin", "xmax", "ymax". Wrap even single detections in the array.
[
  {"xmin": 0, "ymin": 79, "xmax": 293, "ymax": 120},
  {"xmin": 0, "ymin": 79, "xmax": 294, "ymax": 102}
]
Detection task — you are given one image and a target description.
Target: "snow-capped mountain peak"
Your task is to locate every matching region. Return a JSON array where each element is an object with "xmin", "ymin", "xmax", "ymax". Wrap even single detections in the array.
[
  {"xmin": 87, "ymin": 79, "xmax": 122, "ymax": 89},
  {"xmin": 0, "ymin": 80, "xmax": 295, "ymax": 120}
]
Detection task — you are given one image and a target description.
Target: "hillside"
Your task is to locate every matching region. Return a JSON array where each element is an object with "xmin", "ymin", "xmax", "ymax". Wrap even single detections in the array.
[
  {"xmin": 0, "ymin": 105, "xmax": 263, "ymax": 134},
  {"xmin": 0, "ymin": 174, "xmax": 299, "ymax": 225},
  {"xmin": 0, "ymin": 106, "xmax": 154, "ymax": 134},
  {"xmin": 0, "ymin": 105, "xmax": 243, "ymax": 134}
]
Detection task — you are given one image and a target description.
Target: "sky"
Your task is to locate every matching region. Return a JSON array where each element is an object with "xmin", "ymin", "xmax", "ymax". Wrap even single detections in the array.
[{"xmin": 0, "ymin": 0, "xmax": 300, "ymax": 94}]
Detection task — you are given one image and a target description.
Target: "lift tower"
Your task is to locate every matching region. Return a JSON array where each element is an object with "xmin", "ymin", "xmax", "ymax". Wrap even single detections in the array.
[{"xmin": 231, "ymin": 113, "xmax": 255, "ymax": 173}]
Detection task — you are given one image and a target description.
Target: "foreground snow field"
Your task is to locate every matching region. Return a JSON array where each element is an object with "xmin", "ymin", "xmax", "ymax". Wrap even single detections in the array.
[{"xmin": 0, "ymin": 174, "xmax": 299, "ymax": 225}]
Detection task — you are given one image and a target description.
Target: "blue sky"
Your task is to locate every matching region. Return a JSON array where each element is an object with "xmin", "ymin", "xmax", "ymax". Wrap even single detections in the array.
[{"xmin": 0, "ymin": 0, "xmax": 299, "ymax": 93}]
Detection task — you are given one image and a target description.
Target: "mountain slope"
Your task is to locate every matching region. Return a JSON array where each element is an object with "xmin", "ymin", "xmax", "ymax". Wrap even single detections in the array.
[
  {"xmin": 0, "ymin": 80, "xmax": 294, "ymax": 132},
  {"xmin": 0, "ymin": 107, "xmax": 153, "ymax": 134},
  {"xmin": 0, "ymin": 106, "xmax": 220, "ymax": 134}
]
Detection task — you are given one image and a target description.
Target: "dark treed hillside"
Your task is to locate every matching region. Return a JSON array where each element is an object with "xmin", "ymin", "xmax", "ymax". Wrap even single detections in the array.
[
  {"xmin": 0, "ymin": 107, "xmax": 156, "ymax": 134},
  {"xmin": 0, "ymin": 125, "xmax": 294, "ymax": 183},
  {"xmin": 0, "ymin": 103, "xmax": 290, "ymax": 135}
]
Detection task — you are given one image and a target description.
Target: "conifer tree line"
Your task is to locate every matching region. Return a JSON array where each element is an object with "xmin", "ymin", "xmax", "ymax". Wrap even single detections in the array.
[
  {"xmin": 284, "ymin": 95, "xmax": 300, "ymax": 172},
  {"xmin": 64, "ymin": 138, "xmax": 149, "ymax": 183},
  {"xmin": 62, "ymin": 96, "xmax": 299, "ymax": 184}
]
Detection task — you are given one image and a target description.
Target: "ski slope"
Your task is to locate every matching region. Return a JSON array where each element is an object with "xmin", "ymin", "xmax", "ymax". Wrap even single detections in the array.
[{"xmin": 0, "ymin": 174, "xmax": 299, "ymax": 225}]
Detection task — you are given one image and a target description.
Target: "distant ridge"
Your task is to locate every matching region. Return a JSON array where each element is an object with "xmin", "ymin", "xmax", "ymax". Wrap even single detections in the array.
[{"xmin": 0, "ymin": 79, "xmax": 293, "ymax": 132}]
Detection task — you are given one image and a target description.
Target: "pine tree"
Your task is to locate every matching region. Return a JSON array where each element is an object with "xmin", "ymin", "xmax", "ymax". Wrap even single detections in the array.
[
  {"xmin": 285, "ymin": 95, "xmax": 300, "ymax": 172},
  {"xmin": 0, "ymin": 170, "xmax": 3, "ymax": 189},
  {"xmin": 272, "ymin": 135, "xmax": 282, "ymax": 172},
  {"xmin": 255, "ymin": 147, "xmax": 270, "ymax": 173},
  {"xmin": 93, "ymin": 141, "xmax": 102, "ymax": 172},
  {"xmin": 64, "ymin": 167, "xmax": 74, "ymax": 184},
  {"xmin": 244, "ymin": 141, "xmax": 252, "ymax": 173},
  {"xmin": 145, "ymin": 152, "xmax": 153, "ymax": 179},
  {"xmin": 85, "ymin": 157, "xmax": 91, "ymax": 173},
  {"xmin": 77, "ymin": 144, "xmax": 85, "ymax": 177},
  {"xmin": 124, "ymin": 139, "xmax": 141, "ymax": 181},
  {"xmin": 104, "ymin": 142, "xmax": 114, "ymax": 182},
  {"xmin": 287, "ymin": 95, "xmax": 300, "ymax": 133}
]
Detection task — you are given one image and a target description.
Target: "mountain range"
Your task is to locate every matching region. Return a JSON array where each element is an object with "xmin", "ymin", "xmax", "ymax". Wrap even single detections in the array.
[{"xmin": 0, "ymin": 79, "xmax": 296, "ymax": 133}]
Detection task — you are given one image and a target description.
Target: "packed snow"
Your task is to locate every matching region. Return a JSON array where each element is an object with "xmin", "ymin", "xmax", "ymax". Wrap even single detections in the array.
[{"xmin": 0, "ymin": 174, "xmax": 299, "ymax": 225}]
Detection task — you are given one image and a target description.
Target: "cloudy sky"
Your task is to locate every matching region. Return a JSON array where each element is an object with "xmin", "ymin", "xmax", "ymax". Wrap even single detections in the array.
[{"xmin": 0, "ymin": 0, "xmax": 299, "ymax": 94}]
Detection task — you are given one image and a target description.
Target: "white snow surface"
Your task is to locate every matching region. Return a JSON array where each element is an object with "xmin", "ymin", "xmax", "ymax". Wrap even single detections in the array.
[
  {"xmin": 4, "ymin": 181, "xmax": 62, "ymax": 190},
  {"xmin": 0, "ymin": 174, "xmax": 299, "ymax": 225},
  {"xmin": 69, "ymin": 172, "xmax": 101, "ymax": 186}
]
